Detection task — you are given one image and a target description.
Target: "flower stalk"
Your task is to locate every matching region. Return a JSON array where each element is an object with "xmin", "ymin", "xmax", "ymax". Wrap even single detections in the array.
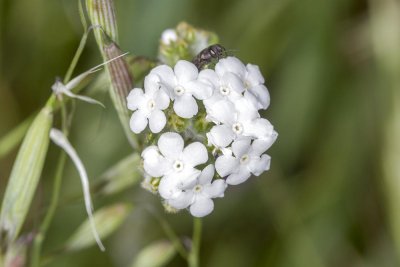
[{"xmin": 188, "ymin": 218, "xmax": 202, "ymax": 267}]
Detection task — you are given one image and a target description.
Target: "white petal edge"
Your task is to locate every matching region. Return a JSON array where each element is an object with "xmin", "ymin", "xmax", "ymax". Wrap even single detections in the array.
[
  {"xmin": 127, "ymin": 88, "xmax": 145, "ymax": 111},
  {"xmin": 129, "ymin": 110, "xmax": 148, "ymax": 134},
  {"xmin": 190, "ymin": 196, "xmax": 214, "ymax": 217},
  {"xmin": 149, "ymin": 110, "xmax": 166, "ymax": 133},
  {"xmin": 182, "ymin": 142, "xmax": 208, "ymax": 167},
  {"xmin": 215, "ymin": 154, "xmax": 238, "ymax": 177},
  {"xmin": 231, "ymin": 138, "xmax": 251, "ymax": 158},
  {"xmin": 207, "ymin": 125, "xmax": 235, "ymax": 148},
  {"xmin": 158, "ymin": 132, "xmax": 184, "ymax": 160},
  {"xmin": 226, "ymin": 168, "xmax": 251, "ymax": 185},
  {"xmin": 173, "ymin": 94, "xmax": 198, "ymax": 119},
  {"xmin": 174, "ymin": 60, "xmax": 198, "ymax": 83},
  {"xmin": 198, "ymin": 164, "xmax": 215, "ymax": 184},
  {"xmin": 204, "ymin": 179, "xmax": 227, "ymax": 198}
]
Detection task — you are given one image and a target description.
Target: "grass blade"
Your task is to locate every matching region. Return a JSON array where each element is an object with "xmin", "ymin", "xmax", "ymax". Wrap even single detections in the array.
[{"xmin": 0, "ymin": 107, "xmax": 53, "ymax": 244}]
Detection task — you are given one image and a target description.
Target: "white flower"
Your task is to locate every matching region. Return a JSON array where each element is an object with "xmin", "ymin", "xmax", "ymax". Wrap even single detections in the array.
[
  {"xmin": 215, "ymin": 138, "xmax": 271, "ymax": 185},
  {"xmin": 127, "ymin": 74, "xmax": 170, "ymax": 133},
  {"xmin": 142, "ymin": 132, "xmax": 209, "ymax": 199},
  {"xmin": 161, "ymin": 29, "xmax": 178, "ymax": 45},
  {"xmin": 206, "ymin": 98, "xmax": 273, "ymax": 148},
  {"xmin": 151, "ymin": 60, "xmax": 213, "ymax": 118},
  {"xmin": 167, "ymin": 164, "xmax": 227, "ymax": 217},
  {"xmin": 215, "ymin": 57, "xmax": 270, "ymax": 110},
  {"xmin": 198, "ymin": 69, "xmax": 244, "ymax": 109}
]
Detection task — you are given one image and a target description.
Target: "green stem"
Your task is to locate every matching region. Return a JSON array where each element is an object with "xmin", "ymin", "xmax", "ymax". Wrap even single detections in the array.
[
  {"xmin": 188, "ymin": 218, "xmax": 202, "ymax": 267},
  {"xmin": 64, "ymin": 0, "xmax": 89, "ymax": 84},
  {"xmin": 148, "ymin": 210, "xmax": 188, "ymax": 260},
  {"xmin": 63, "ymin": 31, "xmax": 89, "ymax": 84},
  {"xmin": 159, "ymin": 219, "xmax": 188, "ymax": 260},
  {"xmin": 30, "ymin": 153, "xmax": 67, "ymax": 267}
]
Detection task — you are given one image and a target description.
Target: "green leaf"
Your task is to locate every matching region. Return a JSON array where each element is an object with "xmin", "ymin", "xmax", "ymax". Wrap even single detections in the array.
[
  {"xmin": 0, "ymin": 107, "xmax": 53, "ymax": 244},
  {"xmin": 0, "ymin": 115, "xmax": 34, "ymax": 159},
  {"xmin": 65, "ymin": 203, "xmax": 132, "ymax": 251},
  {"xmin": 98, "ymin": 153, "xmax": 142, "ymax": 196},
  {"xmin": 130, "ymin": 240, "xmax": 176, "ymax": 267}
]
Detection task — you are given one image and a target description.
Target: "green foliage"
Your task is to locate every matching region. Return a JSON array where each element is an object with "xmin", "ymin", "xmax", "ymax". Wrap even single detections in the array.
[
  {"xmin": 0, "ymin": 107, "xmax": 53, "ymax": 244},
  {"xmin": 130, "ymin": 240, "xmax": 176, "ymax": 267},
  {"xmin": 65, "ymin": 203, "xmax": 132, "ymax": 251}
]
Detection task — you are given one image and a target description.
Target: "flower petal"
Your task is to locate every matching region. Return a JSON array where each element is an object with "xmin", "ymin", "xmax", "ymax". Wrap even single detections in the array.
[
  {"xmin": 231, "ymin": 138, "xmax": 251, "ymax": 158},
  {"xmin": 243, "ymin": 118, "xmax": 274, "ymax": 139},
  {"xmin": 185, "ymin": 81, "xmax": 213, "ymax": 100},
  {"xmin": 167, "ymin": 191, "xmax": 194, "ymax": 209},
  {"xmin": 221, "ymin": 72, "xmax": 245, "ymax": 94},
  {"xmin": 245, "ymin": 84, "xmax": 270, "ymax": 110},
  {"xmin": 246, "ymin": 64, "xmax": 265, "ymax": 85},
  {"xmin": 248, "ymin": 154, "xmax": 271, "ymax": 176},
  {"xmin": 190, "ymin": 196, "xmax": 214, "ymax": 217},
  {"xmin": 174, "ymin": 60, "xmax": 198, "ymax": 83},
  {"xmin": 151, "ymin": 65, "xmax": 176, "ymax": 89},
  {"xmin": 198, "ymin": 69, "xmax": 219, "ymax": 88},
  {"xmin": 251, "ymin": 130, "xmax": 278, "ymax": 156},
  {"xmin": 129, "ymin": 110, "xmax": 148, "ymax": 134},
  {"xmin": 215, "ymin": 57, "xmax": 246, "ymax": 78},
  {"xmin": 149, "ymin": 109, "xmax": 166, "ymax": 133},
  {"xmin": 127, "ymin": 88, "xmax": 145, "ymax": 111},
  {"xmin": 235, "ymin": 97, "xmax": 259, "ymax": 121},
  {"xmin": 158, "ymin": 132, "xmax": 184, "ymax": 159},
  {"xmin": 142, "ymin": 146, "xmax": 168, "ymax": 177},
  {"xmin": 198, "ymin": 164, "xmax": 215, "ymax": 184},
  {"xmin": 215, "ymin": 154, "xmax": 238, "ymax": 177},
  {"xmin": 207, "ymin": 99, "xmax": 236, "ymax": 125},
  {"xmin": 207, "ymin": 125, "xmax": 235, "ymax": 148},
  {"xmin": 173, "ymin": 94, "xmax": 198, "ymax": 118},
  {"xmin": 144, "ymin": 73, "xmax": 161, "ymax": 96},
  {"xmin": 204, "ymin": 179, "xmax": 227, "ymax": 198},
  {"xmin": 159, "ymin": 168, "xmax": 200, "ymax": 199},
  {"xmin": 226, "ymin": 168, "xmax": 251, "ymax": 185},
  {"xmin": 182, "ymin": 142, "xmax": 208, "ymax": 167},
  {"xmin": 154, "ymin": 89, "xmax": 170, "ymax": 110},
  {"xmin": 158, "ymin": 176, "xmax": 181, "ymax": 199}
]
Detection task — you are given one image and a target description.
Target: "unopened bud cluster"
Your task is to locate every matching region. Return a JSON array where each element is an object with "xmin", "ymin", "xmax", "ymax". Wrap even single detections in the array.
[{"xmin": 127, "ymin": 46, "xmax": 277, "ymax": 217}]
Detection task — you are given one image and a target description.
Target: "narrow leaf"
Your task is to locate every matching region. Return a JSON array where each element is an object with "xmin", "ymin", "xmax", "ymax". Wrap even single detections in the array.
[
  {"xmin": 65, "ymin": 203, "xmax": 132, "ymax": 251},
  {"xmin": 98, "ymin": 153, "xmax": 142, "ymax": 196},
  {"xmin": 130, "ymin": 240, "xmax": 176, "ymax": 267},
  {"xmin": 0, "ymin": 107, "xmax": 53, "ymax": 244},
  {"xmin": 0, "ymin": 115, "xmax": 34, "ymax": 159}
]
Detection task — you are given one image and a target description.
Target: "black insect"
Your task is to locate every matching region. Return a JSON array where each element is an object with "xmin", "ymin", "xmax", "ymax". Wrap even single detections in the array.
[{"xmin": 192, "ymin": 44, "xmax": 227, "ymax": 70}]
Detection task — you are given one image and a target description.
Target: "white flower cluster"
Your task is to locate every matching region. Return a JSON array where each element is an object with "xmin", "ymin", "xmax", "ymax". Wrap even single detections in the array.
[{"xmin": 127, "ymin": 56, "xmax": 277, "ymax": 217}]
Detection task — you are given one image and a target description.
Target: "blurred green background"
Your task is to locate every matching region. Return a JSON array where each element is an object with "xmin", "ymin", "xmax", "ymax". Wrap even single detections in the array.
[{"xmin": 1, "ymin": 0, "xmax": 399, "ymax": 266}]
